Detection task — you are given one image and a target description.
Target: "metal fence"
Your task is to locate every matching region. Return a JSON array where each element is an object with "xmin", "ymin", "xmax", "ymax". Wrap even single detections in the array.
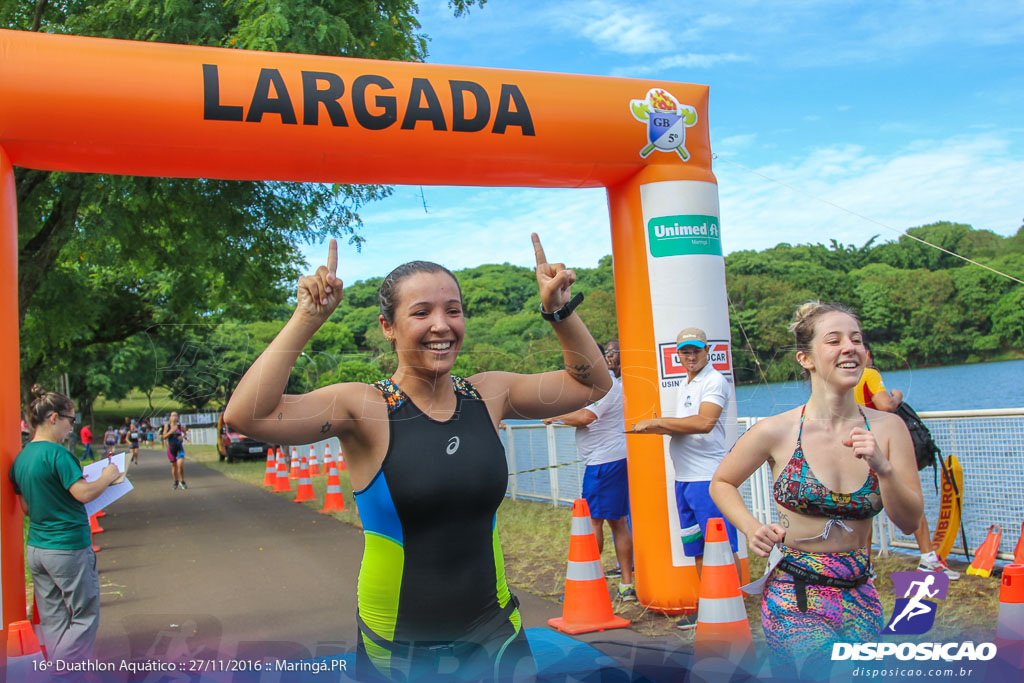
[
  {"xmin": 187, "ymin": 427, "xmax": 217, "ymax": 446},
  {"xmin": 150, "ymin": 412, "xmax": 220, "ymax": 427},
  {"xmin": 502, "ymin": 408, "xmax": 1024, "ymax": 561},
  {"xmin": 182, "ymin": 428, "xmax": 342, "ymax": 457}
]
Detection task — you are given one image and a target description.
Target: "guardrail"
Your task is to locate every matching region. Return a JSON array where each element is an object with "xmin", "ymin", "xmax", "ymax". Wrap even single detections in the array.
[
  {"xmin": 502, "ymin": 408, "xmax": 1024, "ymax": 561},
  {"xmin": 150, "ymin": 412, "xmax": 220, "ymax": 427},
  {"xmin": 184, "ymin": 429, "xmax": 342, "ymax": 458}
]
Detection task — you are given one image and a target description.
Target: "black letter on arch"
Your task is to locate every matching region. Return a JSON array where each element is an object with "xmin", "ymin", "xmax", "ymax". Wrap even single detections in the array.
[
  {"xmin": 492, "ymin": 84, "xmax": 535, "ymax": 136},
  {"xmin": 400, "ymin": 78, "xmax": 447, "ymax": 130},
  {"xmin": 246, "ymin": 68, "xmax": 298, "ymax": 124},
  {"xmin": 450, "ymin": 80, "xmax": 490, "ymax": 133},
  {"xmin": 301, "ymin": 70, "xmax": 350, "ymax": 126},
  {"xmin": 301, "ymin": 71, "xmax": 348, "ymax": 126},
  {"xmin": 202, "ymin": 64, "xmax": 243, "ymax": 121},
  {"xmin": 352, "ymin": 75, "xmax": 398, "ymax": 130}
]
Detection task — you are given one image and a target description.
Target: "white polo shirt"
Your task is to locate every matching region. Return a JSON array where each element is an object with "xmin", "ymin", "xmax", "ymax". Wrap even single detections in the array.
[
  {"xmin": 574, "ymin": 375, "xmax": 627, "ymax": 466},
  {"xmin": 668, "ymin": 362, "xmax": 733, "ymax": 481}
]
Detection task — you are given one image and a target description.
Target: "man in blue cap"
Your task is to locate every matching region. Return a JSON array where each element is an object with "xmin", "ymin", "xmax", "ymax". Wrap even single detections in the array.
[{"xmin": 632, "ymin": 327, "xmax": 738, "ymax": 628}]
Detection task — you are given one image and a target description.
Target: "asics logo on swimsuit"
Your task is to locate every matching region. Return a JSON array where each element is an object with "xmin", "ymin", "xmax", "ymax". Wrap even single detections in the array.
[{"xmin": 446, "ymin": 436, "xmax": 461, "ymax": 454}]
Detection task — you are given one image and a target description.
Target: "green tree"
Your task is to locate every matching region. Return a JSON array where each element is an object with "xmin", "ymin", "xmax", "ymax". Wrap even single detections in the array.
[
  {"xmin": 577, "ymin": 290, "xmax": 618, "ymax": 345},
  {"xmin": 320, "ymin": 358, "xmax": 383, "ymax": 385},
  {"xmin": 992, "ymin": 288, "xmax": 1024, "ymax": 349},
  {"xmin": 459, "ymin": 264, "xmax": 537, "ymax": 315},
  {"xmin": 8, "ymin": 0, "xmax": 484, "ymax": 405},
  {"xmin": 880, "ymin": 221, "xmax": 974, "ymax": 271}
]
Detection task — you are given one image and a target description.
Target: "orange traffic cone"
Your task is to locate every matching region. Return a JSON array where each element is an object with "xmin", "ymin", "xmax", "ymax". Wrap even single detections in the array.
[
  {"xmin": 293, "ymin": 455, "xmax": 314, "ymax": 503},
  {"xmin": 89, "ymin": 513, "xmax": 104, "ymax": 534},
  {"xmin": 321, "ymin": 461, "xmax": 346, "ymax": 513},
  {"xmin": 323, "ymin": 443, "xmax": 335, "ymax": 474},
  {"xmin": 695, "ymin": 518, "xmax": 756, "ymax": 670},
  {"xmin": 338, "ymin": 449, "xmax": 347, "ymax": 471},
  {"xmin": 996, "ymin": 564, "xmax": 1024, "ymax": 672},
  {"xmin": 274, "ymin": 447, "xmax": 291, "ymax": 493},
  {"xmin": 6, "ymin": 620, "xmax": 45, "ymax": 678},
  {"xmin": 1013, "ymin": 522, "xmax": 1024, "ymax": 565},
  {"xmin": 967, "ymin": 525, "xmax": 1002, "ymax": 577},
  {"xmin": 289, "ymin": 446, "xmax": 300, "ymax": 480},
  {"xmin": 309, "ymin": 445, "xmax": 322, "ymax": 476},
  {"xmin": 548, "ymin": 499, "xmax": 630, "ymax": 635},
  {"xmin": 262, "ymin": 447, "xmax": 277, "ymax": 487}
]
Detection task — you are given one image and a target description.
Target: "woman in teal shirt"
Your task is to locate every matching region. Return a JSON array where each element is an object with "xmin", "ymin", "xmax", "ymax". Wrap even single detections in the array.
[{"xmin": 10, "ymin": 385, "xmax": 123, "ymax": 665}]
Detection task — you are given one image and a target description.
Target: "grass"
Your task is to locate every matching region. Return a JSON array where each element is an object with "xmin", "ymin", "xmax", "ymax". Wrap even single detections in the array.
[
  {"xmin": 187, "ymin": 445, "xmax": 1004, "ymax": 642},
  {"xmin": 188, "ymin": 445, "xmax": 363, "ymax": 529},
  {"xmin": 90, "ymin": 388, "xmax": 193, "ymax": 428}
]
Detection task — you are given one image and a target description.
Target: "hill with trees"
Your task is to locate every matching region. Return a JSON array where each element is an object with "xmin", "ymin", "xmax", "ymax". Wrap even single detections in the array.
[{"xmin": 64, "ymin": 221, "xmax": 1023, "ymax": 419}]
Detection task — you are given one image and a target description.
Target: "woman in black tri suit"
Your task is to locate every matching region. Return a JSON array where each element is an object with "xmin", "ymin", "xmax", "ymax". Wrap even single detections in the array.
[{"xmin": 225, "ymin": 234, "xmax": 610, "ymax": 681}]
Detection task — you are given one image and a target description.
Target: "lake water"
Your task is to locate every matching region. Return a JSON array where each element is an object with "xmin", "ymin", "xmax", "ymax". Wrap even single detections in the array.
[
  {"xmin": 501, "ymin": 359, "xmax": 1023, "ymax": 426},
  {"xmin": 735, "ymin": 358, "xmax": 1024, "ymax": 417}
]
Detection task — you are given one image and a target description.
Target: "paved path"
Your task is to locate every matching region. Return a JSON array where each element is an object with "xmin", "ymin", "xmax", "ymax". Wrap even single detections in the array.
[{"xmin": 87, "ymin": 448, "xmax": 689, "ymax": 679}]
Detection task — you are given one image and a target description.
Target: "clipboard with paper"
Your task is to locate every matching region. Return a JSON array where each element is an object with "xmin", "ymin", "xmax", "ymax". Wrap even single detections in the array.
[
  {"xmin": 741, "ymin": 545, "xmax": 784, "ymax": 594},
  {"xmin": 82, "ymin": 452, "xmax": 133, "ymax": 517}
]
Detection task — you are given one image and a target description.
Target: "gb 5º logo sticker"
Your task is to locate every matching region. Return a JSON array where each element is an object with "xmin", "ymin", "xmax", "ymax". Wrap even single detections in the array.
[{"xmin": 629, "ymin": 89, "xmax": 697, "ymax": 161}]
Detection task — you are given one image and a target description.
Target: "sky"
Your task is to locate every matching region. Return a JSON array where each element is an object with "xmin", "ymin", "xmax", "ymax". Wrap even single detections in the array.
[{"xmin": 303, "ymin": 0, "xmax": 1024, "ymax": 283}]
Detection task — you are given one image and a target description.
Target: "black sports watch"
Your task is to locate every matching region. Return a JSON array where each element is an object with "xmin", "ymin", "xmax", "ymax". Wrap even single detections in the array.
[{"xmin": 540, "ymin": 292, "xmax": 584, "ymax": 322}]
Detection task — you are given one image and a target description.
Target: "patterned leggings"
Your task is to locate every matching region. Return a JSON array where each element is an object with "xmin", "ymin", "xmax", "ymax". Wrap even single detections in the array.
[{"xmin": 761, "ymin": 545, "xmax": 882, "ymax": 673}]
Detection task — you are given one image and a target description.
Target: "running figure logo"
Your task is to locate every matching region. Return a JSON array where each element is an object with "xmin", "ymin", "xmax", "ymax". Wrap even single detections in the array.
[
  {"xmin": 629, "ymin": 88, "xmax": 698, "ymax": 161},
  {"xmin": 884, "ymin": 571, "xmax": 950, "ymax": 635}
]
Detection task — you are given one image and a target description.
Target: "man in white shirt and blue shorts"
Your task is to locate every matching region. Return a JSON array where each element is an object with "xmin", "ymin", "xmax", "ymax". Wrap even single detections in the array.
[
  {"xmin": 632, "ymin": 327, "xmax": 739, "ymax": 627},
  {"xmin": 545, "ymin": 340, "xmax": 635, "ymax": 601}
]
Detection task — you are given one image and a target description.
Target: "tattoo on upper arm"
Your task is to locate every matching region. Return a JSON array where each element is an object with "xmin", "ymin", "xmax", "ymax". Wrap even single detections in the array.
[
  {"xmin": 278, "ymin": 412, "xmax": 283, "ymax": 421},
  {"xmin": 320, "ymin": 421, "xmax": 332, "ymax": 434},
  {"xmin": 566, "ymin": 363, "xmax": 591, "ymax": 381},
  {"xmin": 779, "ymin": 512, "xmax": 790, "ymax": 528}
]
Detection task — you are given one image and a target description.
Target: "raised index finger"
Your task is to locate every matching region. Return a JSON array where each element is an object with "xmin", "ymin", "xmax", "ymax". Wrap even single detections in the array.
[
  {"xmin": 531, "ymin": 233, "xmax": 547, "ymax": 266},
  {"xmin": 327, "ymin": 239, "xmax": 338, "ymax": 280}
]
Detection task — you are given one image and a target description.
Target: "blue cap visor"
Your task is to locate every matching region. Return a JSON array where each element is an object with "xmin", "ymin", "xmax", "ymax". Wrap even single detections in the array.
[{"xmin": 677, "ymin": 340, "xmax": 707, "ymax": 350}]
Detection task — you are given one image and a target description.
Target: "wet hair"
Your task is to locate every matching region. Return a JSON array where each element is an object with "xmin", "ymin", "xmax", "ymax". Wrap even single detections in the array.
[
  {"xmin": 788, "ymin": 301, "xmax": 860, "ymax": 378},
  {"xmin": 378, "ymin": 261, "xmax": 462, "ymax": 324},
  {"xmin": 26, "ymin": 384, "xmax": 74, "ymax": 429}
]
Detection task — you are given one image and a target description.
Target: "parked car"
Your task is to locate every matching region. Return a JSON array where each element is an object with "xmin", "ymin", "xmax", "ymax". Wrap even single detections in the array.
[{"xmin": 217, "ymin": 413, "xmax": 272, "ymax": 463}]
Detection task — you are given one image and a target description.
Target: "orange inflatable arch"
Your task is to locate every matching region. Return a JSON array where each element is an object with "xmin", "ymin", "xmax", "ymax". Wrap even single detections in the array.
[{"xmin": 0, "ymin": 29, "xmax": 736, "ymax": 633}]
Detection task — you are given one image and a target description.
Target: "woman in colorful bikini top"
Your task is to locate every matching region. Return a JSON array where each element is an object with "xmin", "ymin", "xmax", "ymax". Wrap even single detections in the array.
[{"xmin": 711, "ymin": 301, "xmax": 923, "ymax": 677}]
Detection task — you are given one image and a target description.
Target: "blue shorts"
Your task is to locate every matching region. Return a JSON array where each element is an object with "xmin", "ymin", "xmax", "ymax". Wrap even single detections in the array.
[
  {"xmin": 582, "ymin": 459, "xmax": 630, "ymax": 520},
  {"xmin": 675, "ymin": 480, "xmax": 738, "ymax": 557}
]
